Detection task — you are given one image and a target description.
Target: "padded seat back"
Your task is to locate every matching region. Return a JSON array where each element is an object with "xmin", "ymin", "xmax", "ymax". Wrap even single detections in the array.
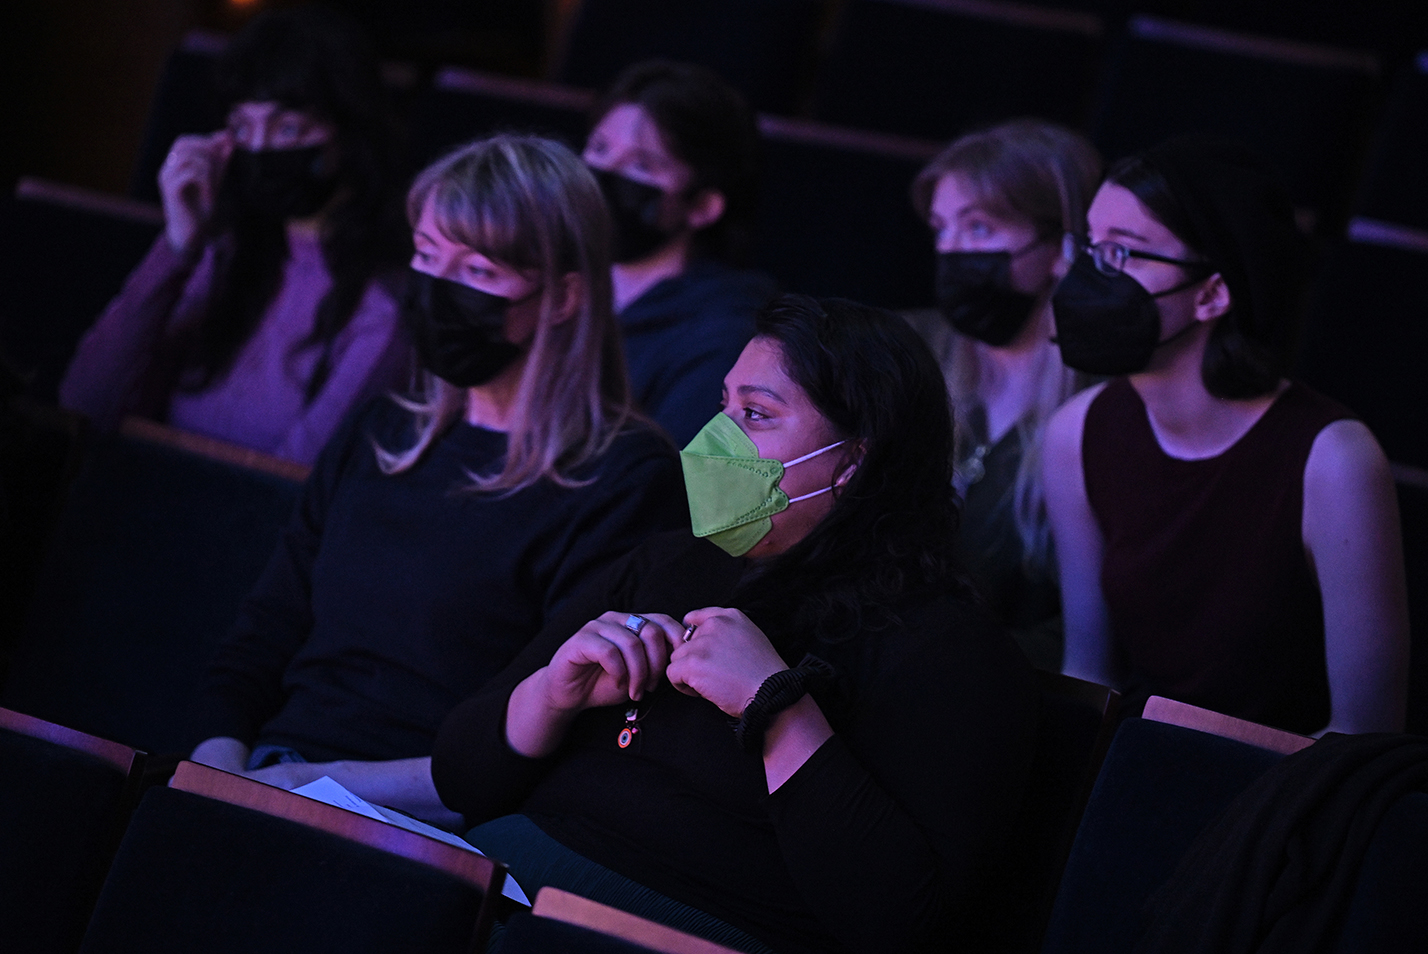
[
  {"xmin": 0, "ymin": 429, "xmax": 301, "ymax": 755},
  {"xmin": 0, "ymin": 184, "xmax": 161, "ymax": 403},
  {"xmin": 1333, "ymin": 790, "xmax": 1428, "ymax": 952},
  {"xmin": 554, "ymin": 0, "xmax": 826, "ymax": 115},
  {"xmin": 1040, "ymin": 718, "xmax": 1285, "ymax": 954},
  {"xmin": 1297, "ymin": 234, "xmax": 1428, "ymax": 471},
  {"xmin": 968, "ymin": 671, "xmax": 1118, "ymax": 953},
  {"xmin": 78, "ymin": 786, "xmax": 485, "ymax": 954},
  {"xmin": 813, "ymin": 0, "xmax": 1104, "ymax": 141},
  {"xmin": 0, "ymin": 709, "xmax": 143, "ymax": 954},
  {"xmin": 127, "ymin": 31, "xmax": 228, "ymax": 204},
  {"xmin": 1091, "ymin": 16, "xmax": 1382, "ymax": 229},
  {"xmin": 753, "ymin": 118, "xmax": 937, "ymax": 308},
  {"xmin": 1352, "ymin": 52, "xmax": 1428, "ymax": 231},
  {"xmin": 408, "ymin": 68, "xmax": 593, "ymax": 169}
]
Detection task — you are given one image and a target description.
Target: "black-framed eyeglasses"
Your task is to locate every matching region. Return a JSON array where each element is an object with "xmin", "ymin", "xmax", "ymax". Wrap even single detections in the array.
[{"xmin": 1062, "ymin": 234, "xmax": 1213, "ymax": 278}]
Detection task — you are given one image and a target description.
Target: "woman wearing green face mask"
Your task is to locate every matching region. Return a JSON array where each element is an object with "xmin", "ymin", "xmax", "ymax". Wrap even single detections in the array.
[{"xmin": 432, "ymin": 294, "xmax": 1037, "ymax": 954}]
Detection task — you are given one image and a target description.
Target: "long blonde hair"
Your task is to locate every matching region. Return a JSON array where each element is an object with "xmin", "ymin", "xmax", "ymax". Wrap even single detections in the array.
[
  {"xmin": 911, "ymin": 119, "xmax": 1101, "ymax": 571},
  {"xmin": 378, "ymin": 134, "xmax": 632, "ymax": 491}
]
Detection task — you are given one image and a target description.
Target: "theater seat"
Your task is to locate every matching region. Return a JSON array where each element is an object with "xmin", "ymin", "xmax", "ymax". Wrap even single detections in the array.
[
  {"xmin": 967, "ymin": 671, "xmax": 1119, "ymax": 953},
  {"xmin": 753, "ymin": 116, "xmax": 938, "ymax": 309},
  {"xmin": 1040, "ymin": 718, "xmax": 1286, "ymax": 954},
  {"xmin": 812, "ymin": 0, "xmax": 1105, "ymax": 141},
  {"xmin": 408, "ymin": 67, "xmax": 594, "ymax": 170},
  {"xmin": 1350, "ymin": 52, "xmax": 1428, "ymax": 232},
  {"xmin": 0, "ymin": 708, "xmax": 145, "ymax": 954},
  {"xmin": 1091, "ymin": 16, "xmax": 1382, "ymax": 231},
  {"xmin": 78, "ymin": 762, "xmax": 504, "ymax": 954},
  {"xmin": 0, "ymin": 425, "xmax": 302, "ymax": 756},
  {"xmin": 502, "ymin": 887, "xmax": 743, "ymax": 954},
  {"xmin": 553, "ymin": 0, "xmax": 825, "ymax": 115},
  {"xmin": 0, "ymin": 180, "xmax": 162, "ymax": 404}
]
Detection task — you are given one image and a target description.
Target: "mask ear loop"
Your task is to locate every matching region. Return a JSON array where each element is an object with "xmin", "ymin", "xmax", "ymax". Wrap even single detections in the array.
[
  {"xmin": 782, "ymin": 440, "xmax": 849, "ymax": 504},
  {"xmin": 782, "ymin": 440, "xmax": 844, "ymax": 468}
]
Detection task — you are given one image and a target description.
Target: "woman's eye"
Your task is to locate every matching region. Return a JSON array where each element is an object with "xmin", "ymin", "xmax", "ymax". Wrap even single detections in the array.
[
  {"xmin": 742, "ymin": 406, "xmax": 768, "ymax": 422},
  {"xmin": 967, "ymin": 220, "xmax": 993, "ymax": 238}
]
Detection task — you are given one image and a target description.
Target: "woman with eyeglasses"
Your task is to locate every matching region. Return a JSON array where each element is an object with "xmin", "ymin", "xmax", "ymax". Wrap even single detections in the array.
[
  {"xmin": 909, "ymin": 119, "xmax": 1101, "ymax": 670},
  {"xmin": 1043, "ymin": 137, "xmax": 1408, "ymax": 734}
]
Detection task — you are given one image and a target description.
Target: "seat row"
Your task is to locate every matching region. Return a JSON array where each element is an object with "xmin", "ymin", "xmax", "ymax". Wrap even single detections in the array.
[
  {"xmin": 4, "ymin": 693, "xmax": 1424, "ymax": 953},
  {"xmin": 133, "ymin": 8, "xmax": 1428, "ymax": 237}
]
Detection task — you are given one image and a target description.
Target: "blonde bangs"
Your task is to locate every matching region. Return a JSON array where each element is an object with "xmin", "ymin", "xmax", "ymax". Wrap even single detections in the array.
[{"xmin": 387, "ymin": 134, "xmax": 631, "ymax": 492}]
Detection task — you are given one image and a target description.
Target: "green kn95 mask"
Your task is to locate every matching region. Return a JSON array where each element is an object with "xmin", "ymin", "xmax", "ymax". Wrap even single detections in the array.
[{"xmin": 679, "ymin": 412, "xmax": 845, "ymax": 557}]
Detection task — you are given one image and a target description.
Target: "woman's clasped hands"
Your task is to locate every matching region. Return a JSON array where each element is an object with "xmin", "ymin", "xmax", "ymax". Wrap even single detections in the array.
[{"xmin": 538, "ymin": 608, "xmax": 787, "ymax": 719}]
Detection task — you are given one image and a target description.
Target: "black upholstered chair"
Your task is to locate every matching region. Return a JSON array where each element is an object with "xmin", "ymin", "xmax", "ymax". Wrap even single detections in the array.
[
  {"xmin": 1352, "ymin": 53, "xmax": 1428, "ymax": 233},
  {"xmin": 1298, "ymin": 233, "xmax": 1428, "ymax": 473},
  {"xmin": 553, "ymin": 0, "xmax": 825, "ymax": 115},
  {"xmin": 78, "ymin": 762, "xmax": 505, "ymax": 954},
  {"xmin": 407, "ymin": 67, "xmax": 594, "ymax": 170},
  {"xmin": 1333, "ymin": 790, "xmax": 1428, "ymax": 953},
  {"xmin": 0, "ymin": 180, "xmax": 162, "ymax": 404},
  {"xmin": 968, "ymin": 671, "xmax": 1119, "ymax": 953},
  {"xmin": 0, "ymin": 707, "xmax": 145, "ymax": 954},
  {"xmin": 753, "ymin": 117, "xmax": 938, "ymax": 309},
  {"xmin": 502, "ymin": 887, "xmax": 742, "ymax": 954},
  {"xmin": 1039, "ymin": 717, "xmax": 1289, "ymax": 954},
  {"xmin": 812, "ymin": 0, "xmax": 1104, "ymax": 141},
  {"xmin": 127, "ymin": 30, "xmax": 228, "ymax": 204},
  {"xmin": 1090, "ymin": 15, "xmax": 1382, "ymax": 231},
  {"xmin": 0, "ymin": 424, "xmax": 302, "ymax": 756}
]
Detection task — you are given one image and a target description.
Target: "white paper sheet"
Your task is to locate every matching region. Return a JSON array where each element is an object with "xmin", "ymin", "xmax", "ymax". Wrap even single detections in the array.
[{"xmin": 292, "ymin": 776, "xmax": 530, "ymax": 905}]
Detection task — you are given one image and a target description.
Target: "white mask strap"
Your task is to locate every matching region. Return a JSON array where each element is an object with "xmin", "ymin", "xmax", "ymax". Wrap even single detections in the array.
[
  {"xmin": 782, "ymin": 440, "xmax": 844, "ymax": 469},
  {"xmin": 787, "ymin": 485, "xmax": 834, "ymax": 504}
]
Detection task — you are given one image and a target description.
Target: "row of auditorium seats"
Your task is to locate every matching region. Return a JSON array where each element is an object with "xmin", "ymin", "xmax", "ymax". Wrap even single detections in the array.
[
  {"xmin": 11, "ymin": 47, "xmax": 1426, "ymax": 457},
  {"xmin": 0, "ymin": 411, "xmax": 304, "ymax": 757},
  {"xmin": 133, "ymin": 10, "xmax": 1426, "ymax": 235},
  {"xmin": 4, "ymin": 694, "xmax": 1424, "ymax": 952}
]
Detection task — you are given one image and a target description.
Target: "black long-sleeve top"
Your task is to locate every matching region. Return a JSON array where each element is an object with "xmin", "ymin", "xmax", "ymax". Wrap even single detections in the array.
[
  {"xmin": 192, "ymin": 398, "xmax": 688, "ymax": 762},
  {"xmin": 432, "ymin": 532, "xmax": 1038, "ymax": 954}
]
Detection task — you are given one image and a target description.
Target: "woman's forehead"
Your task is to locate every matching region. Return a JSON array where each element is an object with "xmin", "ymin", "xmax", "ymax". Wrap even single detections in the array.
[{"xmin": 727, "ymin": 338, "xmax": 801, "ymax": 404}]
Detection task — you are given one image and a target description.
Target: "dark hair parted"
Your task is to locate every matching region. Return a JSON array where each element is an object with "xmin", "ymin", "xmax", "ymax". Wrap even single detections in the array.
[
  {"xmin": 1105, "ymin": 139, "xmax": 1310, "ymax": 399},
  {"xmin": 736, "ymin": 295, "xmax": 973, "ymax": 645},
  {"xmin": 188, "ymin": 5, "xmax": 407, "ymax": 401},
  {"xmin": 591, "ymin": 60, "xmax": 760, "ymax": 263}
]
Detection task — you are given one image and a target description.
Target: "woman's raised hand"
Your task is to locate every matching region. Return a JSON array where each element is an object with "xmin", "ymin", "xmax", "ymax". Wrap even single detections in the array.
[
  {"xmin": 538, "ymin": 611, "xmax": 684, "ymax": 713},
  {"xmin": 158, "ymin": 130, "xmax": 234, "ymax": 254},
  {"xmin": 667, "ymin": 607, "xmax": 788, "ymax": 717}
]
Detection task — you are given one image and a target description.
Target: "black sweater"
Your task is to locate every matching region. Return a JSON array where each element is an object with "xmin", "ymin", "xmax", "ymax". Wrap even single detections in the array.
[
  {"xmin": 193, "ymin": 398, "xmax": 688, "ymax": 762},
  {"xmin": 432, "ymin": 532, "xmax": 1038, "ymax": 954},
  {"xmin": 620, "ymin": 259, "xmax": 776, "ymax": 447}
]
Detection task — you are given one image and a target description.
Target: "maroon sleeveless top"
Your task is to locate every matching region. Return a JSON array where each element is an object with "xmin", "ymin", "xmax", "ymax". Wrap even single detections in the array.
[{"xmin": 1082, "ymin": 379, "xmax": 1353, "ymax": 733}]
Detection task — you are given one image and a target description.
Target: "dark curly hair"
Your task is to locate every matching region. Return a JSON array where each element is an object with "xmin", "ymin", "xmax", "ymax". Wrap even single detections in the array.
[
  {"xmin": 184, "ymin": 5, "xmax": 407, "ymax": 402},
  {"xmin": 735, "ymin": 294, "xmax": 972, "ymax": 645}
]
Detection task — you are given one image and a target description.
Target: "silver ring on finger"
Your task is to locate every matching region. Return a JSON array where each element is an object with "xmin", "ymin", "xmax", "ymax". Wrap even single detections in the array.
[
  {"xmin": 682, "ymin": 624, "xmax": 696, "ymax": 643},
  {"xmin": 622, "ymin": 614, "xmax": 648, "ymax": 636}
]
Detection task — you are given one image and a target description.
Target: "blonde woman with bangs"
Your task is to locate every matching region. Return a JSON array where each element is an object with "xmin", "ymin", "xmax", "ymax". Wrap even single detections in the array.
[
  {"xmin": 908, "ymin": 119, "xmax": 1101, "ymax": 670},
  {"xmin": 188, "ymin": 135, "xmax": 687, "ymax": 825}
]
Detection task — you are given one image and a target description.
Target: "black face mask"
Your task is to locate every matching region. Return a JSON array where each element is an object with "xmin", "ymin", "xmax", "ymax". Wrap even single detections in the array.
[
  {"xmin": 223, "ymin": 144, "xmax": 338, "ymax": 220},
  {"xmin": 1051, "ymin": 254, "xmax": 1206, "ymax": 376},
  {"xmin": 402, "ymin": 269, "xmax": 524, "ymax": 388},
  {"xmin": 590, "ymin": 167, "xmax": 675, "ymax": 263},
  {"xmin": 935, "ymin": 250, "xmax": 1041, "ymax": 346}
]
